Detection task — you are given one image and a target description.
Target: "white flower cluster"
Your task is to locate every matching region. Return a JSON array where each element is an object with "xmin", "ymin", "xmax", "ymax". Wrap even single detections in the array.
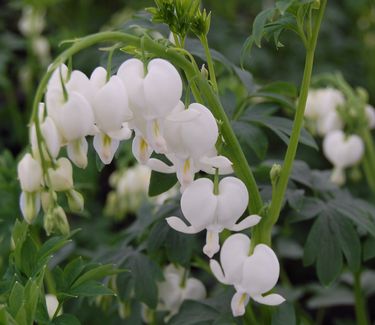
[
  {"xmin": 142, "ymin": 264, "xmax": 206, "ymax": 323},
  {"xmin": 18, "ymin": 57, "xmax": 283, "ymax": 316},
  {"xmin": 305, "ymin": 87, "xmax": 375, "ymax": 185}
]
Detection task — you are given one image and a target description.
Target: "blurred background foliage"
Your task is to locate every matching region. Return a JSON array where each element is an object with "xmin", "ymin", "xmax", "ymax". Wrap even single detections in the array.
[{"xmin": 0, "ymin": 0, "xmax": 375, "ymax": 324}]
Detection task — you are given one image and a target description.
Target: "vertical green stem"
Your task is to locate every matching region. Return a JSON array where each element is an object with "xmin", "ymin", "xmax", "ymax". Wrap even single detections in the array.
[
  {"xmin": 257, "ymin": 0, "xmax": 327, "ymax": 244},
  {"xmin": 200, "ymin": 35, "xmax": 218, "ymax": 92},
  {"xmin": 354, "ymin": 271, "xmax": 369, "ymax": 325}
]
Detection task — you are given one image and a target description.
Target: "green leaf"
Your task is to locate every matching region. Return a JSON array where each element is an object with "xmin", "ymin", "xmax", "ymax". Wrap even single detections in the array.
[
  {"xmin": 241, "ymin": 115, "xmax": 318, "ymax": 150},
  {"xmin": 51, "ymin": 314, "xmax": 81, "ymax": 325},
  {"xmin": 271, "ymin": 302, "xmax": 296, "ymax": 325},
  {"xmin": 69, "ymin": 280, "xmax": 115, "ymax": 297},
  {"xmin": 363, "ymin": 237, "xmax": 375, "ymax": 261},
  {"xmin": 8, "ymin": 282, "xmax": 24, "ymax": 317},
  {"xmin": 330, "ymin": 212, "xmax": 361, "ymax": 272},
  {"xmin": 63, "ymin": 257, "xmax": 86, "ymax": 287},
  {"xmin": 276, "ymin": 0, "xmax": 297, "ymax": 14},
  {"xmin": 148, "ymin": 171, "xmax": 178, "ymax": 197},
  {"xmin": 72, "ymin": 264, "xmax": 120, "ymax": 288},
  {"xmin": 12, "ymin": 220, "xmax": 28, "ymax": 271},
  {"xmin": 168, "ymin": 300, "xmax": 220, "ymax": 325},
  {"xmin": 125, "ymin": 252, "xmax": 162, "ymax": 308},
  {"xmin": 303, "ymin": 213, "xmax": 343, "ymax": 285},
  {"xmin": 166, "ymin": 228, "xmax": 195, "ymax": 266},
  {"xmin": 232, "ymin": 121, "xmax": 268, "ymax": 160},
  {"xmin": 253, "ymin": 8, "xmax": 276, "ymax": 47}
]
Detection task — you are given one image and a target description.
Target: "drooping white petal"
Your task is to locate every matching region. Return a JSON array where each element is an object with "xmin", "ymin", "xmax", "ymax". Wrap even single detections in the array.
[
  {"xmin": 132, "ymin": 136, "xmax": 153, "ymax": 164},
  {"xmin": 209, "ymin": 259, "xmax": 229, "ymax": 284},
  {"xmin": 219, "ymin": 233, "xmax": 250, "ymax": 285},
  {"xmin": 230, "ymin": 215, "xmax": 261, "ymax": 231},
  {"xmin": 217, "ymin": 177, "xmax": 249, "ymax": 229},
  {"xmin": 143, "ymin": 58, "xmax": 183, "ymax": 119},
  {"xmin": 147, "ymin": 158, "xmax": 176, "ymax": 174},
  {"xmin": 180, "ymin": 178, "xmax": 217, "ymax": 231},
  {"xmin": 92, "ymin": 76, "xmax": 132, "ymax": 133},
  {"xmin": 20, "ymin": 191, "xmax": 41, "ymax": 224},
  {"xmin": 93, "ymin": 133, "xmax": 120, "ymax": 165},
  {"xmin": 47, "ymin": 64, "xmax": 68, "ymax": 90},
  {"xmin": 67, "ymin": 137, "xmax": 88, "ymax": 169},
  {"xmin": 230, "ymin": 292, "xmax": 249, "ymax": 317},
  {"xmin": 166, "ymin": 217, "xmax": 200, "ymax": 234},
  {"xmin": 47, "ymin": 157, "xmax": 73, "ymax": 191},
  {"xmin": 203, "ymin": 230, "xmax": 220, "ymax": 258},
  {"xmin": 241, "ymin": 244, "xmax": 281, "ymax": 297},
  {"xmin": 199, "ymin": 155, "xmax": 233, "ymax": 174},
  {"xmin": 252, "ymin": 293, "xmax": 285, "ymax": 306},
  {"xmin": 18, "ymin": 153, "xmax": 42, "ymax": 192}
]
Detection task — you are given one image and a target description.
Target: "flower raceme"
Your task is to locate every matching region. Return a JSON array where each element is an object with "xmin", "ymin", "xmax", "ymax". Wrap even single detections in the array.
[
  {"xmin": 166, "ymin": 177, "xmax": 261, "ymax": 257},
  {"xmin": 210, "ymin": 234, "xmax": 285, "ymax": 316}
]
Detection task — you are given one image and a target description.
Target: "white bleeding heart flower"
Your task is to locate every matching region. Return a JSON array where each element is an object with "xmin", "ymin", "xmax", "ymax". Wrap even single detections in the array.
[
  {"xmin": 166, "ymin": 177, "xmax": 260, "ymax": 257},
  {"xmin": 18, "ymin": 153, "xmax": 43, "ymax": 192},
  {"xmin": 210, "ymin": 233, "xmax": 285, "ymax": 317},
  {"xmin": 30, "ymin": 103, "xmax": 61, "ymax": 160},
  {"xmin": 142, "ymin": 264, "xmax": 206, "ymax": 323},
  {"xmin": 305, "ymin": 87, "xmax": 344, "ymax": 121},
  {"xmin": 323, "ymin": 130, "xmax": 365, "ymax": 185},
  {"xmin": 117, "ymin": 58, "xmax": 182, "ymax": 153},
  {"xmin": 366, "ymin": 105, "xmax": 375, "ymax": 129},
  {"xmin": 145, "ymin": 102, "xmax": 233, "ymax": 190},
  {"xmin": 47, "ymin": 158, "xmax": 74, "ymax": 191},
  {"xmin": 90, "ymin": 67, "xmax": 133, "ymax": 164}
]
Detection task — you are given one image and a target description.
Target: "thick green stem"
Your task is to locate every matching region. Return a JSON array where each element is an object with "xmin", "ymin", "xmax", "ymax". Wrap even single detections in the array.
[
  {"xmin": 354, "ymin": 271, "xmax": 369, "ymax": 325},
  {"xmin": 255, "ymin": 0, "xmax": 327, "ymax": 244},
  {"xmin": 30, "ymin": 31, "xmax": 263, "ymax": 214}
]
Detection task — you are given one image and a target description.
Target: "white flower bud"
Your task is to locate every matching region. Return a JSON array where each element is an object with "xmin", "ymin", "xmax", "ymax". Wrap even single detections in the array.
[
  {"xmin": 20, "ymin": 191, "xmax": 41, "ymax": 224},
  {"xmin": 18, "ymin": 153, "xmax": 42, "ymax": 192},
  {"xmin": 47, "ymin": 158, "xmax": 73, "ymax": 191},
  {"xmin": 365, "ymin": 104, "xmax": 375, "ymax": 129},
  {"xmin": 66, "ymin": 189, "xmax": 84, "ymax": 212},
  {"xmin": 45, "ymin": 294, "xmax": 61, "ymax": 319}
]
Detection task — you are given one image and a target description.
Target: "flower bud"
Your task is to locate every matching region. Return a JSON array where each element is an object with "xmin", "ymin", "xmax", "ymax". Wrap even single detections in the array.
[
  {"xmin": 20, "ymin": 191, "xmax": 41, "ymax": 224},
  {"xmin": 45, "ymin": 294, "xmax": 61, "ymax": 319},
  {"xmin": 44, "ymin": 206, "xmax": 70, "ymax": 236},
  {"xmin": 270, "ymin": 164, "xmax": 282, "ymax": 187},
  {"xmin": 48, "ymin": 158, "xmax": 73, "ymax": 191},
  {"xmin": 66, "ymin": 189, "xmax": 84, "ymax": 212},
  {"xmin": 41, "ymin": 190, "xmax": 57, "ymax": 213},
  {"xmin": 18, "ymin": 153, "xmax": 43, "ymax": 192}
]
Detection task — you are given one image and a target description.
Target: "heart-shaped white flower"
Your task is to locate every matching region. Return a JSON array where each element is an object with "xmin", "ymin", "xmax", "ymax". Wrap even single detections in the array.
[
  {"xmin": 90, "ymin": 67, "xmax": 133, "ymax": 164},
  {"xmin": 210, "ymin": 233, "xmax": 284, "ymax": 317},
  {"xmin": 47, "ymin": 157, "xmax": 73, "ymax": 191},
  {"xmin": 166, "ymin": 177, "xmax": 260, "ymax": 257},
  {"xmin": 117, "ymin": 58, "xmax": 182, "ymax": 153},
  {"xmin": 323, "ymin": 130, "xmax": 364, "ymax": 185}
]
